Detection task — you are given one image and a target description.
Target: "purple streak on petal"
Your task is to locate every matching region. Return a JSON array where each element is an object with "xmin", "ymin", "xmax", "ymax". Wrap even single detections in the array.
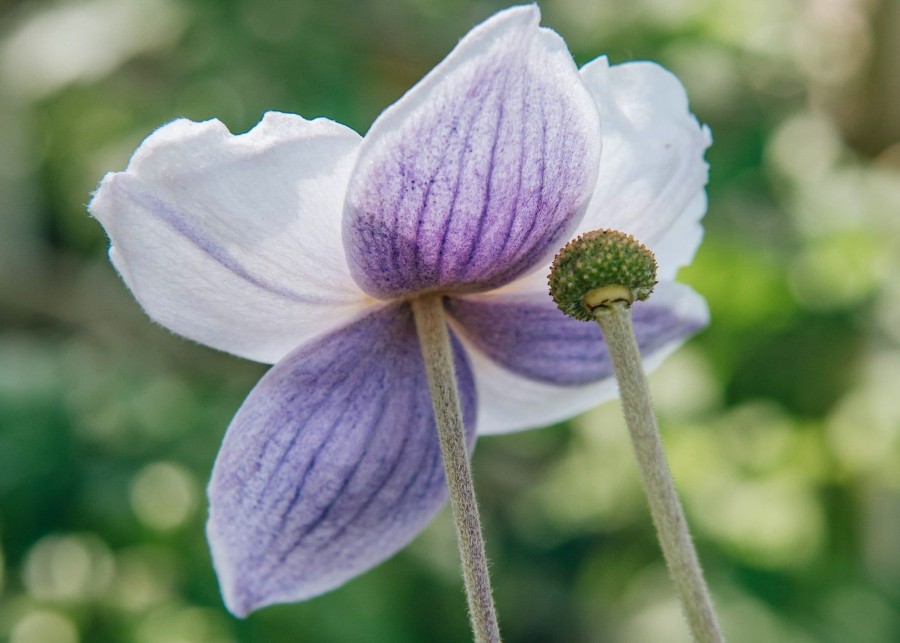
[
  {"xmin": 114, "ymin": 181, "xmax": 334, "ymax": 304},
  {"xmin": 446, "ymin": 292, "xmax": 706, "ymax": 385},
  {"xmin": 344, "ymin": 18, "xmax": 598, "ymax": 299},
  {"xmin": 207, "ymin": 303, "xmax": 477, "ymax": 616}
]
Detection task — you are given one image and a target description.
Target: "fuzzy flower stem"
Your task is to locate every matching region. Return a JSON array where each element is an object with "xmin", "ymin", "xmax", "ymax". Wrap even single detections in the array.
[
  {"xmin": 593, "ymin": 302, "xmax": 724, "ymax": 643},
  {"xmin": 411, "ymin": 295, "xmax": 502, "ymax": 643}
]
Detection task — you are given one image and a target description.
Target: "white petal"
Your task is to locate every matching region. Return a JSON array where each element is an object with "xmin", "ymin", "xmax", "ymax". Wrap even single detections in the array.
[
  {"xmin": 651, "ymin": 191, "xmax": 707, "ymax": 280},
  {"xmin": 578, "ymin": 58, "xmax": 711, "ymax": 278},
  {"xmin": 461, "ymin": 281, "xmax": 709, "ymax": 435},
  {"xmin": 90, "ymin": 112, "xmax": 377, "ymax": 364}
]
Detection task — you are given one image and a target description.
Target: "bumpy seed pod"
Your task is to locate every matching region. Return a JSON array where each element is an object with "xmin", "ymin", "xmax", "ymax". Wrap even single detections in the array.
[{"xmin": 548, "ymin": 229, "xmax": 658, "ymax": 322}]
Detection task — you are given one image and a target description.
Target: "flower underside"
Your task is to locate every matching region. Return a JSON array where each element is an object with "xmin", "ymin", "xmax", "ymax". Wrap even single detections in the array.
[{"xmin": 89, "ymin": 5, "xmax": 711, "ymax": 616}]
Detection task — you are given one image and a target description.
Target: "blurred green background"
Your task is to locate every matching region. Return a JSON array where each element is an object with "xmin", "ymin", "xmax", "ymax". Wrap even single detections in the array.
[{"xmin": 1, "ymin": 0, "xmax": 899, "ymax": 641}]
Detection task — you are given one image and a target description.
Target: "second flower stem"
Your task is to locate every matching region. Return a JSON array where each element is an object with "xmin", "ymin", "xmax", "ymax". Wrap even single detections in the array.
[
  {"xmin": 594, "ymin": 302, "xmax": 724, "ymax": 643},
  {"xmin": 412, "ymin": 295, "xmax": 502, "ymax": 643}
]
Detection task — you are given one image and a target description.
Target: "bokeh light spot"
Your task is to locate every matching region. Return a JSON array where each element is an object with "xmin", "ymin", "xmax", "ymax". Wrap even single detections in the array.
[
  {"xmin": 22, "ymin": 533, "xmax": 114, "ymax": 602},
  {"xmin": 130, "ymin": 462, "xmax": 198, "ymax": 531},
  {"xmin": 10, "ymin": 610, "xmax": 79, "ymax": 643}
]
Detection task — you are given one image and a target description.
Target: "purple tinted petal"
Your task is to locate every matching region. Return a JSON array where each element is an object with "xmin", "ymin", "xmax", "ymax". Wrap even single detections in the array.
[
  {"xmin": 343, "ymin": 7, "xmax": 601, "ymax": 299},
  {"xmin": 207, "ymin": 304, "xmax": 476, "ymax": 616},
  {"xmin": 446, "ymin": 289, "xmax": 706, "ymax": 386},
  {"xmin": 454, "ymin": 282, "xmax": 709, "ymax": 434}
]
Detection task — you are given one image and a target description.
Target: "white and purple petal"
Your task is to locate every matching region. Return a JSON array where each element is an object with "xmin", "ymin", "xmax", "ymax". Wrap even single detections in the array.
[
  {"xmin": 90, "ymin": 112, "xmax": 375, "ymax": 364},
  {"xmin": 343, "ymin": 5, "xmax": 601, "ymax": 299},
  {"xmin": 207, "ymin": 304, "xmax": 476, "ymax": 616},
  {"xmin": 577, "ymin": 58, "xmax": 712, "ymax": 279},
  {"xmin": 448, "ymin": 282, "xmax": 708, "ymax": 434}
]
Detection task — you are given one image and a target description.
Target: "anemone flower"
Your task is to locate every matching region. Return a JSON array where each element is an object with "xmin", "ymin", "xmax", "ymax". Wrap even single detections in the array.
[{"xmin": 89, "ymin": 5, "xmax": 711, "ymax": 617}]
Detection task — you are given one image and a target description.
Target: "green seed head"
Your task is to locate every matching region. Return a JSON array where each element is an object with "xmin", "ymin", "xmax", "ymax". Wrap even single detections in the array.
[{"xmin": 548, "ymin": 229, "xmax": 658, "ymax": 321}]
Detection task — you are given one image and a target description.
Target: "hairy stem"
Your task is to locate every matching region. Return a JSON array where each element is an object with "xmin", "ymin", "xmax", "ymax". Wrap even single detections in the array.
[
  {"xmin": 411, "ymin": 295, "xmax": 502, "ymax": 643},
  {"xmin": 594, "ymin": 302, "xmax": 724, "ymax": 643}
]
